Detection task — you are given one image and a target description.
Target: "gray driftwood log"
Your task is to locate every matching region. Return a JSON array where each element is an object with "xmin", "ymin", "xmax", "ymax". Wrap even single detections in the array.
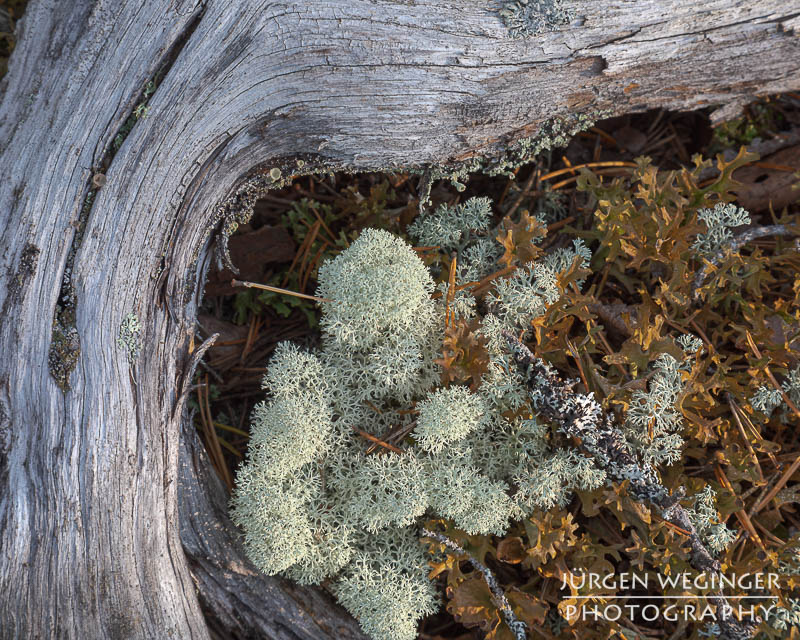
[{"xmin": 0, "ymin": 1, "xmax": 798, "ymax": 637}]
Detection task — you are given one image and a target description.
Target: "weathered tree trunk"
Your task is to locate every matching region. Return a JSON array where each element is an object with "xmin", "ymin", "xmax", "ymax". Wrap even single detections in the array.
[{"xmin": 0, "ymin": 1, "xmax": 797, "ymax": 637}]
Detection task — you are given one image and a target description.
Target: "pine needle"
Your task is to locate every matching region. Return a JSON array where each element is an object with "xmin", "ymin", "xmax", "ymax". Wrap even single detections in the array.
[{"xmin": 231, "ymin": 279, "xmax": 332, "ymax": 303}]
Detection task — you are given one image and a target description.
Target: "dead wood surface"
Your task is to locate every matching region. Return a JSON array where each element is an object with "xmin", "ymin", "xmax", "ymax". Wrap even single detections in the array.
[{"xmin": 0, "ymin": 1, "xmax": 798, "ymax": 637}]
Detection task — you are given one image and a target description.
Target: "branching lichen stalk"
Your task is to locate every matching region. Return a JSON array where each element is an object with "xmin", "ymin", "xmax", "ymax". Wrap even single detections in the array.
[{"xmin": 421, "ymin": 528, "xmax": 527, "ymax": 640}]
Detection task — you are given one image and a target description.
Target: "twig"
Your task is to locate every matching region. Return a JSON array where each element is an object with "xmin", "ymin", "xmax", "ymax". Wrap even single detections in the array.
[
  {"xmin": 200, "ymin": 373, "xmax": 234, "ymax": 489},
  {"xmin": 173, "ymin": 332, "xmax": 219, "ymax": 420},
  {"xmin": 231, "ymin": 279, "xmax": 332, "ymax": 303},
  {"xmin": 754, "ymin": 455, "xmax": 800, "ymax": 515},
  {"xmin": 503, "ymin": 332, "xmax": 760, "ymax": 640},
  {"xmin": 421, "ymin": 528, "xmax": 527, "ymax": 640},
  {"xmin": 445, "ymin": 256, "xmax": 457, "ymax": 330},
  {"xmin": 538, "ymin": 160, "xmax": 637, "ymax": 182},
  {"xmin": 545, "ymin": 215, "xmax": 576, "ymax": 234},
  {"xmin": 308, "ymin": 203, "xmax": 339, "ymax": 246},
  {"xmin": 296, "ymin": 221, "xmax": 322, "ymax": 291},
  {"xmin": 366, "ymin": 420, "xmax": 418, "ymax": 454},
  {"xmin": 713, "ymin": 464, "xmax": 765, "ymax": 553},
  {"xmin": 281, "ymin": 218, "xmax": 317, "ymax": 286},
  {"xmin": 469, "ymin": 265, "xmax": 516, "ymax": 297},
  {"xmin": 353, "ymin": 427, "xmax": 404, "ymax": 454},
  {"xmin": 726, "ymin": 394, "xmax": 765, "ymax": 483},
  {"xmin": 504, "ymin": 168, "xmax": 537, "ymax": 220},
  {"xmin": 693, "ymin": 225, "xmax": 798, "ymax": 301},
  {"xmin": 744, "ymin": 330, "xmax": 800, "ymax": 422}
]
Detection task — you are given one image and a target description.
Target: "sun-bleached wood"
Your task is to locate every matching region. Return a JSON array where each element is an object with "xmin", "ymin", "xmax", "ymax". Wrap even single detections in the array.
[{"xmin": 0, "ymin": 1, "xmax": 798, "ymax": 637}]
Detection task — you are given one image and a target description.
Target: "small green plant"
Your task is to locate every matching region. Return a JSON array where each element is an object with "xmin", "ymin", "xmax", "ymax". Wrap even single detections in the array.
[
  {"xmin": 710, "ymin": 101, "xmax": 785, "ymax": 154},
  {"xmin": 112, "ymin": 79, "xmax": 159, "ymax": 151},
  {"xmin": 232, "ymin": 283, "xmax": 319, "ymax": 327}
]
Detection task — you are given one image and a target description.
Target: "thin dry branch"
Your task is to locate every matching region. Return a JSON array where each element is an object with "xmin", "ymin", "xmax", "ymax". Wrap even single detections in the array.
[{"xmin": 421, "ymin": 528, "xmax": 527, "ymax": 640}]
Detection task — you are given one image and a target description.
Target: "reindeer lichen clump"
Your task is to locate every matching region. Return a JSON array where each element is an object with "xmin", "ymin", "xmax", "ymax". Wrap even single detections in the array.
[
  {"xmin": 231, "ymin": 213, "xmax": 600, "ymax": 639},
  {"xmin": 231, "ymin": 197, "xmax": 739, "ymax": 640}
]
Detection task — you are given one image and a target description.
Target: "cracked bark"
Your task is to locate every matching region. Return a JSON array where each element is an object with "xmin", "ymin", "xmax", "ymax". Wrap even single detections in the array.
[{"xmin": 0, "ymin": 1, "xmax": 798, "ymax": 638}]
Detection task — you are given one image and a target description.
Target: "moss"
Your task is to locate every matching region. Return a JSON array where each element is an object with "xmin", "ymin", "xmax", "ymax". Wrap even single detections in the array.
[
  {"xmin": 709, "ymin": 101, "xmax": 785, "ymax": 155},
  {"xmin": 48, "ymin": 321, "xmax": 80, "ymax": 391},
  {"xmin": 111, "ymin": 78, "xmax": 160, "ymax": 153},
  {"xmin": 47, "ymin": 191, "xmax": 95, "ymax": 391},
  {"xmin": 3, "ymin": 243, "xmax": 39, "ymax": 315}
]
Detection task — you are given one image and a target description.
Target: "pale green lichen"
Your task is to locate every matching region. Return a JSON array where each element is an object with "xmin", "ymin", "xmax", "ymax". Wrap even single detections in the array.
[
  {"xmin": 408, "ymin": 197, "xmax": 492, "ymax": 251},
  {"xmin": 333, "ymin": 529, "xmax": 439, "ymax": 640},
  {"xmin": 411, "ymin": 196, "xmax": 503, "ymax": 289},
  {"xmin": 414, "ymin": 386, "xmax": 487, "ymax": 453},
  {"xmin": 750, "ymin": 385, "xmax": 783, "ymax": 417},
  {"xmin": 685, "ymin": 486, "xmax": 737, "ymax": 555},
  {"xmin": 489, "ymin": 237, "xmax": 591, "ymax": 331},
  {"xmin": 316, "ymin": 228, "xmax": 436, "ymax": 351},
  {"xmin": 117, "ymin": 312, "xmax": 141, "ymax": 363},
  {"xmin": 766, "ymin": 599, "xmax": 800, "ymax": 632},
  {"xmin": 513, "ymin": 448, "xmax": 605, "ymax": 512},
  {"xmin": 677, "ymin": 333, "xmax": 704, "ymax": 355},
  {"xmin": 749, "ymin": 364, "xmax": 800, "ymax": 419},
  {"xmin": 334, "ymin": 452, "xmax": 428, "ymax": 533},
  {"xmin": 437, "ymin": 283, "xmax": 478, "ymax": 320},
  {"xmin": 423, "ymin": 448, "xmax": 518, "ymax": 535},
  {"xmin": 624, "ymin": 353, "xmax": 687, "ymax": 466},
  {"xmin": 692, "ymin": 202, "xmax": 751, "ymax": 257}
]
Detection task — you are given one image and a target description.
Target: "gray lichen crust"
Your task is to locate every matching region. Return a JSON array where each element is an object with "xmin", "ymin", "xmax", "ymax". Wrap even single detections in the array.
[
  {"xmin": 498, "ymin": 0, "xmax": 577, "ymax": 38},
  {"xmin": 414, "ymin": 110, "xmax": 611, "ymax": 209}
]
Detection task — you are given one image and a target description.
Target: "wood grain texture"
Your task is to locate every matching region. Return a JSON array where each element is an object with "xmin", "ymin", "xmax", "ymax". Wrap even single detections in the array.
[{"xmin": 0, "ymin": 0, "xmax": 798, "ymax": 637}]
